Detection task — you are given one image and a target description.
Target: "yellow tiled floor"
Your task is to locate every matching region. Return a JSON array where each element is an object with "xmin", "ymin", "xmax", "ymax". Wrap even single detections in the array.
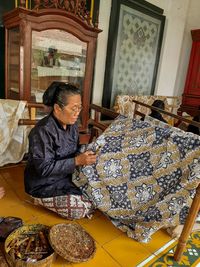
[{"xmin": 0, "ymin": 165, "xmax": 174, "ymax": 267}]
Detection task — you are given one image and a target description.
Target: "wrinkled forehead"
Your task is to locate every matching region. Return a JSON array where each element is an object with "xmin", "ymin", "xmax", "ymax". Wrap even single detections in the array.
[{"xmin": 65, "ymin": 94, "xmax": 82, "ymax": 106}]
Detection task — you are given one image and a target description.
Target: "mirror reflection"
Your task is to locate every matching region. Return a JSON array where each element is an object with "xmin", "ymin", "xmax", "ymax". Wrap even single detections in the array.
[{"xmin": 31, "ymin": 29, "xmax": 87, "ymax": 103}]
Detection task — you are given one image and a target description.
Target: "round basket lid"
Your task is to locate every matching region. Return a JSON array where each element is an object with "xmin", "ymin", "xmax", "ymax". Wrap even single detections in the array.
[{"xmin": 49, "ymin": 223, "xmax": 96, "ymax": 263}]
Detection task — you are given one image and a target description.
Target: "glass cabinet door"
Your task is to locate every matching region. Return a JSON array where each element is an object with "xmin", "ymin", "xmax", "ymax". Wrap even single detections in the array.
[
  {"xmin": 7, "ymin": 27, "xmax": 20, "ymax": 99},
  {"xmin": 31, "ymin": 29, "xmax": 87, "ymax": 103}
]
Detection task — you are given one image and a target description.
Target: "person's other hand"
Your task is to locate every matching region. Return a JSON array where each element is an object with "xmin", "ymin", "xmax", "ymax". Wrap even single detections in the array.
[
  {"xmin": 75, "ymin": 150, "xmax": 96, "ymax": 166},
  {"xmin": 0, "ymin": 187, "xmax": 5, "ymax": 199}
]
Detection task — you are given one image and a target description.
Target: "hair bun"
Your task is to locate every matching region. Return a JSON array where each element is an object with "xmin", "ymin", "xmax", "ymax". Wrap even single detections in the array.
[{"xmin": 43, "ymin": 81, "xmax": 60, "ymax": 106}]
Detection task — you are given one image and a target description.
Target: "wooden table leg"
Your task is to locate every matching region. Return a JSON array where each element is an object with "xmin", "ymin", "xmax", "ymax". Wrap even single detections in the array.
[{"xmin": 174, "ymin": 184, "xmax": 200, "ymax": 262}]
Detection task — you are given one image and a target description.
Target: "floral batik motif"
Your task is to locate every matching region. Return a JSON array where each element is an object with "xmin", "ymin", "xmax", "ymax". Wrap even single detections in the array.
[
  {"xmin": 172, "ymin": 134, "xmax": 200, "ymax": 158},
  {"xmin": 106, "ymin": 183, "xmax": 132, "ymax": 210},
  {"xmin": 157, "ymin": 168, "xmax": 182, "ymax": 197},
  {"xmin": 156, "ymin": 151, "xmax": 173, "ymax": 169},
  {"xmin": 127, "ymin": 152, "xmax": 153, "ymax": 179},
  {"xmin": 103, "ymin": 158, "xmax": 123, "ymax": 178},
  {"xmin": 189, "ymin": 158, "xmax": 200, "ymax": 180},
  {"xmin": 135, "ymin": 183, "xmax": 156, "ymax": 203},
  {"xmin": 101, "ymin": 135, "xmax": 124, "ymax": 153},
  {"xmin": 73, "ymin": 116, "xmax": 200, "ymax": 242}
]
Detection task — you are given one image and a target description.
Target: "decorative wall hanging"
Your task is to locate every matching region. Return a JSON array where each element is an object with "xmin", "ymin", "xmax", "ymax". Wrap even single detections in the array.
[{"xmin": 102, "ymin": 0, "xmax": 165, "ymax": 108}]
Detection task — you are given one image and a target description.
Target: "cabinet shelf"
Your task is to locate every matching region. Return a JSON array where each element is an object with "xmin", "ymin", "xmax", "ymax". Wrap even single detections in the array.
[{"xmin": 36, "ymin": 66, "xmax": 85, "ymax": 78}]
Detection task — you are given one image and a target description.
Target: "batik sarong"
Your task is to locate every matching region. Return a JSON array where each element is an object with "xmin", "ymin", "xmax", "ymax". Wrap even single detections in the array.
[{"xmin": 33, "ymin": 194, "xmax": 93, "ymax": 220}]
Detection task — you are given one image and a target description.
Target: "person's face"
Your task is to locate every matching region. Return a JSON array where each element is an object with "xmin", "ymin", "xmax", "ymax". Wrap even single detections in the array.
[{"xmin": 54, "ymin": 94, "xmax": 82, "ymax": 126}]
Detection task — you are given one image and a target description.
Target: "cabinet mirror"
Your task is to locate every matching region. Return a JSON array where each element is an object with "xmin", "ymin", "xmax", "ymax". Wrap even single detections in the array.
[{"xmin": 31, "ymin": 29, "xmax": 87, "ymax": 103}]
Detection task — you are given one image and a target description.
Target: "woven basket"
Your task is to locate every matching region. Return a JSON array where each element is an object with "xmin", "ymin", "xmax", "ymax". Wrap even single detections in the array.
[
  {"xmin": 4, "ymin": 224, "xmax": 55, "ymax": 267},
  {"xmin": 49, "ymin": 223, "xmax": 96, "ymax": 263}
]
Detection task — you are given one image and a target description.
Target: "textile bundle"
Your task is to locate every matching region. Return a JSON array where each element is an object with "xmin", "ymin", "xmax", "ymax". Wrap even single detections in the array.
[
  {"xmin": 0, "ymin": 99, "xmax": 30, "ymax": 166},
  {"xmin": 73, "ymin": 116, "xmax": 200, "ymax": 242}
]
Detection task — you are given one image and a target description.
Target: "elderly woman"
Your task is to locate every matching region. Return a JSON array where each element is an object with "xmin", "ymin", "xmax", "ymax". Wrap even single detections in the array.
[{"xmin": 24, "ymin": 81, "xmax": 96, "ymax": 219}]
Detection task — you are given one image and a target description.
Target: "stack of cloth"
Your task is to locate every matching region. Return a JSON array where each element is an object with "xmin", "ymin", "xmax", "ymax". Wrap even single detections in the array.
[{"xmin": 0, "ymin": 99, "xmax": 31, "ymax": 167}]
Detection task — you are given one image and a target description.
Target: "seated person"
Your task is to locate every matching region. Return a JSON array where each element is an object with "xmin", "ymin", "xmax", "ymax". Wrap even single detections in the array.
[
  {"xmin": 0, "ymin": 187, "xmax": 5, "ymax": 199},
  {"xmin": 141, "ymin": 99, "xmax": 167, "ymax": 123},
  {"xmin": 24, "ymin": 81, "xmax": 96, "ymax": 219},
  {"xmin": 187, "ymin": 109, "xmax": 200, "ymax": 135},
  {"xmin": 149, "ymin": 99, "xmax": 167, "ymax": 123}
]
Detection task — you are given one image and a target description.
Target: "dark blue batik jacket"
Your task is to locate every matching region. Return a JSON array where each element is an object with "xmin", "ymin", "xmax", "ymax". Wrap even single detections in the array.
[{"xmin": 24, "ymin": 113, "xmax": 82, "ymax": 198}]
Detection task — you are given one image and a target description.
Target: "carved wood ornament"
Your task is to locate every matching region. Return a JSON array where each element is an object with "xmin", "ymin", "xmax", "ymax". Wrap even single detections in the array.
[{"xmin": 16, "ymin": 0, "xmax": 98, "ymax": 27}]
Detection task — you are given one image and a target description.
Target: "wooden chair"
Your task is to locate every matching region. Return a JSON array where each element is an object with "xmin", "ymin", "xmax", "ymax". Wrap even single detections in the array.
[
  {"xmin": 19, "ymin": 102, "xmax": 91, "ymax": 144},
  {"xmin": 88, "ymin": 104, "xmax": 119, "ymax": 141},
  {"xmin": 174, "ymin": 184, "xmax": 200, "ymax": 261}
]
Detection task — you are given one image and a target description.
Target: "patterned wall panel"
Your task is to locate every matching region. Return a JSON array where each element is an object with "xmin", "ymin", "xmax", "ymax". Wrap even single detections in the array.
[
  {"xmin": 103, "ymin": 0, "xmax": 165, "ymax": 108},
  {"xmin": 111, "ymin": 5, "xmax": 161, "ymax": 105}
]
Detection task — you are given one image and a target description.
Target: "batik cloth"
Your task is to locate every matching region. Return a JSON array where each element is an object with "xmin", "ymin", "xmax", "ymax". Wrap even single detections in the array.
[
  {"xmin": 73, "ymin": 115, "xmax": 200, "ymax": 242},
  {"xmin": 33, "ymin": 194, "xmax": 93, "ymax": 220},
  {"xmin": 0, "ymin": 99, "xmax": 31, "ymax": 166}
]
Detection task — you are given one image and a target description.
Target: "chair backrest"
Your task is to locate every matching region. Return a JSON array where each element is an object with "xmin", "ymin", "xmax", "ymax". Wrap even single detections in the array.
[
  {"xmin": 88, "ymin": 101, "xmax": 200, "ymax": 142},
  {"xmin": 113, "ymin": 95, "xmax": 182, "ymax": 125}
]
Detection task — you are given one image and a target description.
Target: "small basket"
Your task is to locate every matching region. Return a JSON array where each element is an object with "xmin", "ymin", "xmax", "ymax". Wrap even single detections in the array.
[
  {"xmin": 49, "ymin": 223, "xmax": 96, "ymax": 263},
  {"xmin": 4, "ymin": 224, "xmax": 55, "ymax": 267}
]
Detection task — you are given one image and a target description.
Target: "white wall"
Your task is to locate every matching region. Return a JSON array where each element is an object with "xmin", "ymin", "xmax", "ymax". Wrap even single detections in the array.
[
  {"xmin": 92, "ymin": 0, "xmax": 199, "ymax": 105},
  {"xmin": 92, "ymin": 0, "xmax": 112, "ymax": 106},
  {"xmin": 150, "ymin": 0, "xmax": 190, "ymax": 96}
]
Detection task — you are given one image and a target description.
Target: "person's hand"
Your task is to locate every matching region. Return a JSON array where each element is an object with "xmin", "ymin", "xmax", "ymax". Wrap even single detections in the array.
[
  {"xmin": 0, "ymin": 187, "xmax": 5, "ymax": 199},
  {"xmin": 75, "ymin": 150, "xmax": 96, "ymax": 166}
]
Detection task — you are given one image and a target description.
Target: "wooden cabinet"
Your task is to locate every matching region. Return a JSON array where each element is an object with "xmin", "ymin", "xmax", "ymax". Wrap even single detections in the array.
[
  {"xmin": 181, "ymin": 29, "xmax": 200, "ymax": 116},
  {"xmin": 3, "ymin": 2, "xmax": 101, "ymax": 131}
]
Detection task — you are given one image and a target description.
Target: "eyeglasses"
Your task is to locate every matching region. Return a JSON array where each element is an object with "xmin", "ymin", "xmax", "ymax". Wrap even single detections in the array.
[{"xmin": 65, "ymin": 105, "xmax": 83, "ymax": 115}]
